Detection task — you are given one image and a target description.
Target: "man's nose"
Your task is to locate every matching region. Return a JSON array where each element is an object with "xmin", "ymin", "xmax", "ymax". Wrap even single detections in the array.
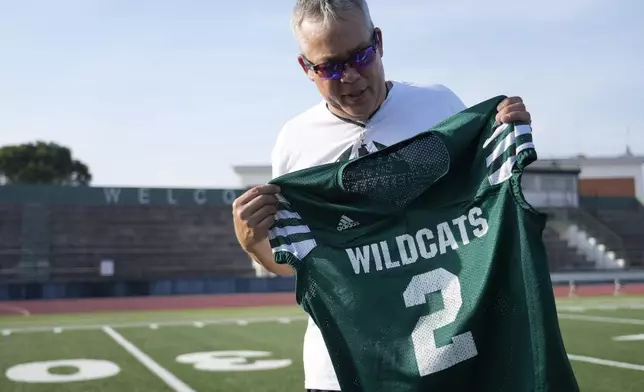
[{"xmin": 340, "ymin": 66, "xmax": 360, "ymax": 83}]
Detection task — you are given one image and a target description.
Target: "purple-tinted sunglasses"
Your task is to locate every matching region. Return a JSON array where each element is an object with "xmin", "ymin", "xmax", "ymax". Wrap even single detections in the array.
[{"xmin": 301, "ymin": 31, "xmax": 380, "ymax": 80}]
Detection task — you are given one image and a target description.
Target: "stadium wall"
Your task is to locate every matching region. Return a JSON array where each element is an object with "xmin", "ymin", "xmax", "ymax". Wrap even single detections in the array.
[{"xmin": 0, "ymin": 184, "xmax": 243, "ymax": 206}]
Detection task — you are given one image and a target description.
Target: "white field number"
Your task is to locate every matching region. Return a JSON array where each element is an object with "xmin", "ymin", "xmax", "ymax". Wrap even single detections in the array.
[
  {"xmin": 3, "ymin": 351, "xmax": 290, "ymax": 384},
  {"xmin": 5, "ymin": 359, "xmax": 120, "ymax": 383},
  {"xmin": 176, "ymin": 350, "xmax": 292, "ymax": 371},
  {"xmin": 403, "ymin": 268, "xmax": 478, "ymax": 376}
]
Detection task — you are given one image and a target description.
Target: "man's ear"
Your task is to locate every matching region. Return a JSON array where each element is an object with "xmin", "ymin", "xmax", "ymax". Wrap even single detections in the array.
[
  {"xmin": 297, "ymin": 55, "xmax": 315, "ymax": 81},
  {"xmin": 374, "ymin": 27, "xmax": 383, "ymax": 57}
]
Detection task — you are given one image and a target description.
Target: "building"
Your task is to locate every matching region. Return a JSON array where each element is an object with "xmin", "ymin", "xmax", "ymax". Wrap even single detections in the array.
[{"xmin": 563, "ymin": 154, "xmax": 644, "ymax": 199}]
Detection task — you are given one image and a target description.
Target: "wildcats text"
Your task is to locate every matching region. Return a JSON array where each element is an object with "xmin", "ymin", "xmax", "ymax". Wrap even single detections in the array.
[{"xmin": 345, "ymin": 207, "xmax": 489, "ymax": 275}]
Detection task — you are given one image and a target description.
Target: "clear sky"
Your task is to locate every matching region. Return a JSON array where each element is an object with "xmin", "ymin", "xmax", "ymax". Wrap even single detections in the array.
[{"xmin": 1, "ymin": 0, "xmax": 642, "ymax": 188}]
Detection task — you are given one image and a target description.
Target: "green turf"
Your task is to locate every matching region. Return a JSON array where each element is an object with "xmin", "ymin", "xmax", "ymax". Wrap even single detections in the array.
[
  {"xmin": 119, "ymin": 320, "xmax": 306, "ymax": 391},
  {"xmin": 1, "ymin": 295, "xmax": 643, "ymax": 391}
]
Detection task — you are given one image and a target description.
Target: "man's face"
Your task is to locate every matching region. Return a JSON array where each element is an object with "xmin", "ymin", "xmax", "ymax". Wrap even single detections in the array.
[{"xmin": 297, "ymin": 13, "xmax": 385, "ymax": 122}]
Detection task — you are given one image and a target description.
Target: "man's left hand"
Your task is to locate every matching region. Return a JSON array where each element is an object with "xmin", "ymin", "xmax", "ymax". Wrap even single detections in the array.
[{"xmin": 496, "ymin": 96, "xmax": 531, "ymax": 124}]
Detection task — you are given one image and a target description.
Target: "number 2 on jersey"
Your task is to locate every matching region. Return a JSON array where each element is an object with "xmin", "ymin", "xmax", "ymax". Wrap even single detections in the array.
[{"xmin": 403, "ymin": 268, "xmax": 478, "ymax": 376}]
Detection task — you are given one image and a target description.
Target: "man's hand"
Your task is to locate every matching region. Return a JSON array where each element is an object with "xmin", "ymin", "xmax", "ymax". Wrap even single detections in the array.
[
  {"xmin": 496, "ymin": 96, "xmax": 531, "ymax": 124},
  {"xmin": 232, "ymin": 184, "xmax": 294, "ymax": 276},
  {"xmin": 232, "ymin": 184, "xmax": 280, "ymax": 253}
]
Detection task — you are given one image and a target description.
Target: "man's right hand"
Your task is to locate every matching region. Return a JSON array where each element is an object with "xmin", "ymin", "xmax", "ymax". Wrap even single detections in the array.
[
  {"xmin": 232, "ymin": 184, "xmax": 293, "ymax": 275},
  {"xmin": 232, "ymin": 184, "xmax": 280, "ymax": 252}
]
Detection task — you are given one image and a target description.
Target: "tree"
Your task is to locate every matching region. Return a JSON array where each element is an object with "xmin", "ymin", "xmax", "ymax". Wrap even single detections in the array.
[{"xmin": 0, "ymin": 141, "xmax": 92, "ymax": 186}]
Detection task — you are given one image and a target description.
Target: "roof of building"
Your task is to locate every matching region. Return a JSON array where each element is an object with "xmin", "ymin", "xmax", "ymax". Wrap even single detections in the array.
[
  {"xmin": 542, "ymin": 155, "xmax": 644, "ymax": 165},
  {"xmin": 526, "ymin": 160, "xmax": 581, "ymax": 174}
]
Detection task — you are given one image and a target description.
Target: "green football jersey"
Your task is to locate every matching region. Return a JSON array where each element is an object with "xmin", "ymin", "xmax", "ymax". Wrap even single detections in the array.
[{"xmin": 267, "ymin": 96, "xmax": 579, "ymax": 392}]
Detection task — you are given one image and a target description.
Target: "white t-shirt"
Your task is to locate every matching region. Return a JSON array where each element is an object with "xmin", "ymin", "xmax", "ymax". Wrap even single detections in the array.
[{"xmin": 270, "ymin": 80, "xmax": 467, "ymax": 391}]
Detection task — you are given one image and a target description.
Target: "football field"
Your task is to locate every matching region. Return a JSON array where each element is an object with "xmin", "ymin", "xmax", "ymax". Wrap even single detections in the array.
[{"xmin": 1, "ymin": 296, "xmax": 644, "ymax": 392}]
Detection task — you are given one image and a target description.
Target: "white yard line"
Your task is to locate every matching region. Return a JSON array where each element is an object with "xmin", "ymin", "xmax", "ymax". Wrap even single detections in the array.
[
  {"xmin": 103, "ymin": 326, "xmax": 196, "ymax": 392},
  {"xmin": 558, "ymin": 313, "xmax": 644, "ymax": 326},
  {"xmin": 613, "ymin": 334, "xmax": 644, "ymax": 341},
  {"xmin": 0, "ymin": 315, "xmax": 307, "ymax": 334},
  {"xmin": 568, "ymin": 354, "xmax": 644, "ymax": 372},
  {"xmin": 556, "ymin": 306, "xmax": 587, "ymax": 312}
]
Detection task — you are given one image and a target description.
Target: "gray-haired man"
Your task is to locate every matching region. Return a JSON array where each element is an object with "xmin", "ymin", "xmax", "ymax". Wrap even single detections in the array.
[{"xmin": 232, "ymin": 1, "xmax": 532, "ymax": 390}]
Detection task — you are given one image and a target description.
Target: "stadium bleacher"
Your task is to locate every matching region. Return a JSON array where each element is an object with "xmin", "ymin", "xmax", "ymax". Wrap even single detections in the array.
[
  {"xmin": 542, "ymin": 223, "xmax": 592, "ymax": 271},
  {"xmin": 47, "ymin": 204, "xmax": 254, "ymax": 280},
  {"xmin": 0, "ymin": 187, "xmax": 256, "ymax": 285},
  {"xmin": 581, "ymin": 196, "xmax": 644, "ymax": 268}
]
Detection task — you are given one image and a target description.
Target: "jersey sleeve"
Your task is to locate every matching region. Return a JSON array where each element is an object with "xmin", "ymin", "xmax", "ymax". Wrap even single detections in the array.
[
  {"xmin": 481, "ymin": 121, "xmax": 536, "ymax": 186},
  {"xmin": 268, "ymin": 197, "xmax": 317, "ymax": 266}
]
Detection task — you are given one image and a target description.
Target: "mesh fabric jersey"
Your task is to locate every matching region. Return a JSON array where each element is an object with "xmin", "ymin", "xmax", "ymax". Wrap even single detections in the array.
[{"xmin": 267, "ymin": 96, "xmax": 580, "ymax": 392}]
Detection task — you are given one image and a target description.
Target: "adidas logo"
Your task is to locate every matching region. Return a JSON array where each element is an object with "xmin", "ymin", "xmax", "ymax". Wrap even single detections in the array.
[{"xmin": 337, "ymin": 215, "xmax": 360, "ymax": 231}]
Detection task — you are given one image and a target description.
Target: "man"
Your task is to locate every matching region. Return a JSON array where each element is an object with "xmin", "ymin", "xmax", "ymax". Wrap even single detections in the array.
[{"xmin": 232, "ymin": 1, "xmax": 532, "ymax": 391}]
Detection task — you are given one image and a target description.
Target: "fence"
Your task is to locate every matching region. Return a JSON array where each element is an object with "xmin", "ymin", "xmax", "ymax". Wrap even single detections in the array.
[
  {"xmin": 0, "ymin": 275, "xmax": 297, "ymax": 301},
  {"xmin": 2, "ymin": 269, "xmax": 644, "ymax": 301}
]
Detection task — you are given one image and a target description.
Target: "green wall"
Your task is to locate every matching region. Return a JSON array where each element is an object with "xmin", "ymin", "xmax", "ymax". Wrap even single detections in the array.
[{"xmin": 0, "ymin": 185, "xmax": 246, "ymax": 206}]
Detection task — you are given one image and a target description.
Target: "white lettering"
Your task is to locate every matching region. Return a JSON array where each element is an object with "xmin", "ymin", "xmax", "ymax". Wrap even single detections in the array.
[
  {"xmin": 468, "ymin": 207, "xmax": 488, "ymax": 238},
  {"xmin": 437, "ymin": 222, "xmax": 458, "ymax": 254},
  {"xmin": 396, "ymin": 234, "xmax": 418, "ymax": 266},
  {"xmin": 381, "ymin": 241, "xmax": 400, "ymax": 269},
  {"xmin": 415, "ymin": 228, "xmax": 437, "ymax": 259},
  {"xmin": 138, "ymin": 188, "xmax": 150, "ymax": 204},
  {"xmin": 452, "ymin": 215, "xmax": 470, "ymax": 245},
  {"xmin": 103, "ymin": 188, "xmax": 121, "ymax": 204},
  {"xmin": 346, "ymin": 246, "xmax": 370, "ymax": 274},
  {"xmin": 344, "ymin": 207, "xmax": 490, "ymax": 276},
  {"xmin": 194, "ymin": 189, "xmax": 207, "ymax": 205},
  {"xmin": 167, "ymin": 189, "xmax": 177, "ymax": 205},
  {"xmin": 370, "ymin": 243, "xmax": 384, "ymax": 271},
  {"xmin": 222, "ymin": 190, "xmax": 237, "ymax": 205}
]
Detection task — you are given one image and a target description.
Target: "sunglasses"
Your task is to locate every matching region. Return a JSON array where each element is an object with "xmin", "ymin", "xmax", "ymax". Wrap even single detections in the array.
[{"xmin": 301, "ymin": 31, "xmax": 380, "ymax": 81}]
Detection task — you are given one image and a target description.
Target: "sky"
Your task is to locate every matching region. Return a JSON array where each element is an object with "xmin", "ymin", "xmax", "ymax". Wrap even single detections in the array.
[{"xmin": 1, "ymin": 0, "xmax": 642, "ymax": 188}]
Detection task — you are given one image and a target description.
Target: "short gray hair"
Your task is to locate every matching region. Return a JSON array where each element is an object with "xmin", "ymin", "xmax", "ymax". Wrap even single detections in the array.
[{"xmin": 291, "ymin": 0, "xmax": 374, "ymax": 40}]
